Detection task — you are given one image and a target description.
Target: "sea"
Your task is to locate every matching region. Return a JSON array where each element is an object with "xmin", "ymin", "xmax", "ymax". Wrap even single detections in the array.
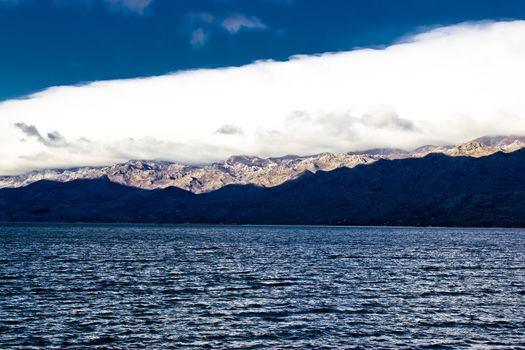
[{"xmin": 1, "ymin": 224, "xmax": 524, "ymax": 349}]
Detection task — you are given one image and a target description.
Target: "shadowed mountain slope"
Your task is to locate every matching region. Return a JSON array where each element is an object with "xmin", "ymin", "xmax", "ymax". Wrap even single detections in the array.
[{"xmin": 1, "ymin": 150, "xmax": 524, "ymax": 226}]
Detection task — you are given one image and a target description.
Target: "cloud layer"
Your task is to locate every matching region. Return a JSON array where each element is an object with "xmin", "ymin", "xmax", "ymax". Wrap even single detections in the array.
[{"xmin": 1, "ymin": 20, "xmax": 525, "ymax": 174}]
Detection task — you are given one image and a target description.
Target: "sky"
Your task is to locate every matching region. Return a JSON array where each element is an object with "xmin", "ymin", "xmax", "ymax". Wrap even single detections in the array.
[{"xmin": 1, "ymin": 0, "xmax": 525, "ymax": 174}]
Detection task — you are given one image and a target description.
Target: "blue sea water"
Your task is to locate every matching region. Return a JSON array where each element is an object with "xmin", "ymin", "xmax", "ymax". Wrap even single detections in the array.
[{"xmin": 1, "ymin": 224, "xmax": 525, "ymax": 349}]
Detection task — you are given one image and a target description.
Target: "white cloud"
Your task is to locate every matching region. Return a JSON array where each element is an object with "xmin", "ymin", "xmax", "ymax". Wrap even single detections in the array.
[
  {"xmin": 222, "ymin": 14, "xmax": 267, "ymax": 34},
  {"xmin": 1, "ymin": 20, "xmax": 525, "ymax": 174}
]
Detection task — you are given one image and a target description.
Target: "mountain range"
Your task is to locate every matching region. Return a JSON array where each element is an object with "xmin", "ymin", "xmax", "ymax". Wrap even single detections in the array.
[
  {"xmin": 1, "ymin": 138, "xmax": 525, "ymax": 227},
  {"xmin": 1, "ymin": 135, "xmax": 525, "ymax": 193}
]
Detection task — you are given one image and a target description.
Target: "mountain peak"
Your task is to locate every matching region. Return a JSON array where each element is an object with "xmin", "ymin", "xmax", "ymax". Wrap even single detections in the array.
[{"xmin": 473, "ymin": 135, "xmax": 525, "ymax": 147}]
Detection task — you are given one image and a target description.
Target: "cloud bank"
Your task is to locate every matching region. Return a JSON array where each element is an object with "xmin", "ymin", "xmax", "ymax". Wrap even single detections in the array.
[{"xmin": 1, "ymin": 20, "xmax": 525, "ymax": 174}]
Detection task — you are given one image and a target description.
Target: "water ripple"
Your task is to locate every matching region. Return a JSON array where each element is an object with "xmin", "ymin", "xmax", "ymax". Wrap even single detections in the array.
[{"xmin": 1, "ymin": 224, "xmax": 525, "ymax": 349}]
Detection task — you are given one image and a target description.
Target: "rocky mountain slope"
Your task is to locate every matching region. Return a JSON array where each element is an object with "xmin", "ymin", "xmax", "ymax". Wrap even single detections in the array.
[
  {"xmin": 2, "ymin": 149, "xmax": 525, "ymax": 226},
  {"xmin": 1, "ymin": 135, "xmax": 524, "ymax": 193}
]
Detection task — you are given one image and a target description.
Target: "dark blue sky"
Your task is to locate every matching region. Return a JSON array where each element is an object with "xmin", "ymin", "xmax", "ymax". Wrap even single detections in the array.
[{"xmin": 1, "ymin": 0, "xmax": 524, "ymax": 101}]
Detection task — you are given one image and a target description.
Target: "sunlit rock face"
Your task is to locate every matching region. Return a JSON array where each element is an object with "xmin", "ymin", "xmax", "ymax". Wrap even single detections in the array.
[{"xmin": 1, "ymin": 135, "xmax": 524, "ymax": 193}]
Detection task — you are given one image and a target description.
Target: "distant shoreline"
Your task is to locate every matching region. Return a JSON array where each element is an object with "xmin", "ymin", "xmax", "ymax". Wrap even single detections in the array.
[{"xmin": 0, "ymin": 221, "xmax": 523, "ymax": 230}]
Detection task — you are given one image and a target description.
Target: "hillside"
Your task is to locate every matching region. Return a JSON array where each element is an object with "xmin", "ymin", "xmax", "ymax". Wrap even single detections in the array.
[{"xmin": 1, "ymin": 149, "xmax": 524, "ymax": 226}]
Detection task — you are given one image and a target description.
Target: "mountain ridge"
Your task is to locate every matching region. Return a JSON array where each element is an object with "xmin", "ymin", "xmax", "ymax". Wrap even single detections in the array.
[
  {"xmin": 1, "ymin": 149, "xmax": 525, "ymax": 226},
  {"xmin": 1, "ymin": 135, "xmax": 524, "ymax": 193}
]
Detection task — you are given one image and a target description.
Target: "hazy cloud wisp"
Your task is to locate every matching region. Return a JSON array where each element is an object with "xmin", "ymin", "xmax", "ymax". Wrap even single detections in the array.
[
  {"xmin": 104, "ymin": 0, "xmax": 153, "ymax": 14},
  {"xmin": 185, "ymin": 11, "xmax": 268, "ymax": 47},
  {"xmin": 222, "ymin": 14, "xmax": 267, "ymax": 34},
  {"xmin": 1, "ymin": 0, "xmax": 154, "ymax": 14},
  {"xmin": 190, "ymin": 28, "xmax": 208, "ymax": 48}
]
